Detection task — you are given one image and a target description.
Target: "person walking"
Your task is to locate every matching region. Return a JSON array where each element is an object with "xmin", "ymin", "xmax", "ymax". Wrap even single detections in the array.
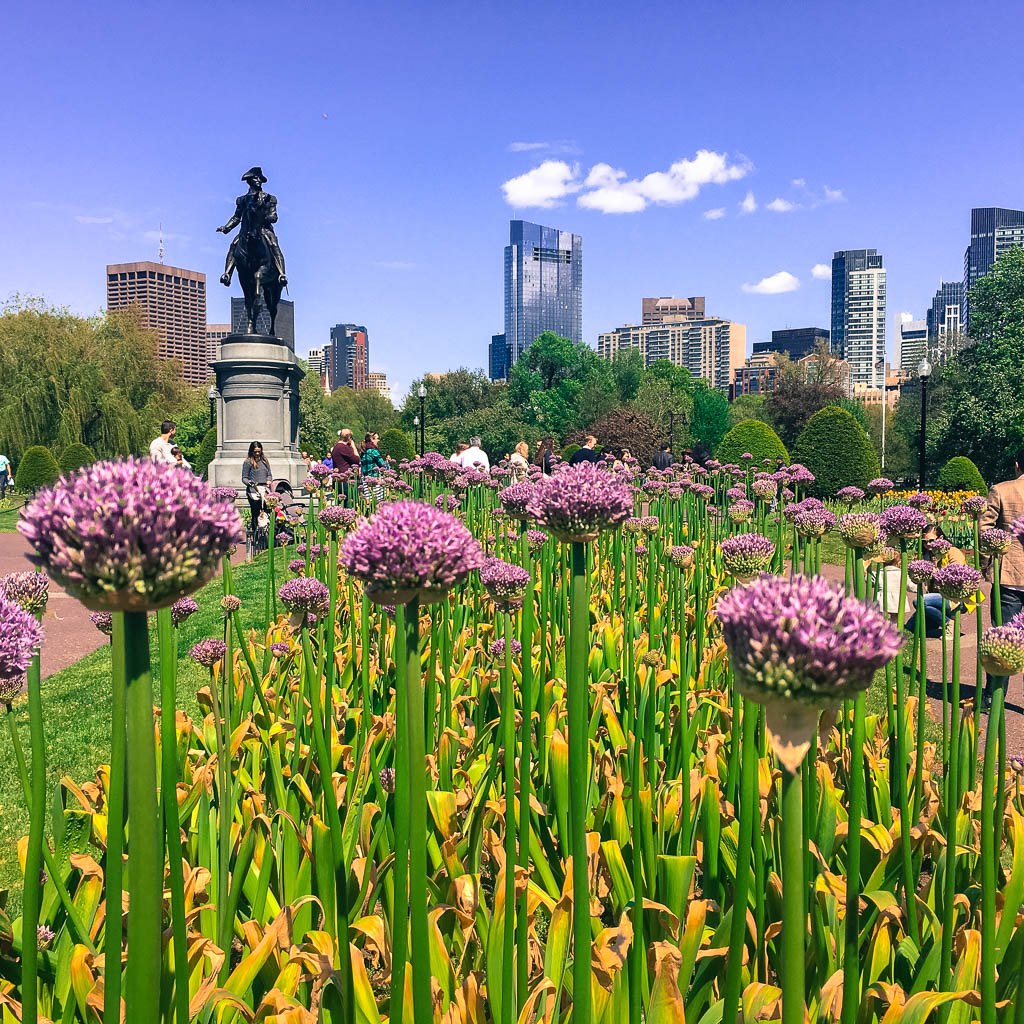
[
  {"xmin": 568, "ymin": 435, "xmax": 601, "ymax": 466},
  {"xmin": 535, "ymin": 438, "xmax": 554, "ymax": 476},
  {"xmin": 360, "ymin": 431, "xmax": 386, "ymax": 503},
  {"xmin": 652, "ymin": 442, "xmax": 674, "ymax": 471},
  {"xmin": 149, "ymin": 420, "xmax": 177, "ymax": 465},
  {"xmin": 0, "ymin": 449, "xmax": 10, "ymax": 499},
  {"xmin": 509, "ymin": 441, "xmax": 531, "ymax": 483},
  {"xmin": 456, "ymin": 436, "xmax": 490, "ymax": 472},
  {"xmin": 980, "ymin": 447, "xmax": 1024, "ymax": 705},
  {"xmin": 242, "ymin": 441, "xmax": 272, "ymax": 525}
]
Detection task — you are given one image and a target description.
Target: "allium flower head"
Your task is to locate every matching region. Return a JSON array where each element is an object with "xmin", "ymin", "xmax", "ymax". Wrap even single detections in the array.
[
  {"xmin": 624, "ymin": 517, "xmax": 642, "ymax": 535},
  {"xmin": 640, "ymin": 515, "xmax": 660, "ymax": 536},
  {"xmin": 728, "ymin": 499, "xmax": 755, "ymax": 524},
  {"xmin": 488, "ymin": 637, "xmax": 523, "ymax": 662},
  {"xmin": 480, "ymin": 558, "xmax": 531, "ymax": 611},
  {"xmin": 278, "ymin": 577, "xmax": 330, "ymax": 617},
  {"xmin": 269, "ymin": 641, "xmax": 290, "ymax": 658},
  {"xmin": 0, "ymin": 572, "xmax": 49, "ymax": 614},
  {"xmin": 879, "ymin": 505, "xmax": 928, "ymax": 540},
  {"xmin": 36, "ymin": 924, "xmax": 55, "ymax": 950},
  {"xmin": 288, "ymin": 558, "xmax": 306, "ymax": 575},
  {"xmin": 211, "ymin": 486, "xmax": 238, "ymax": 503},
  {"xmin": 788, "ymin": 464, "xmax": 815, "ymax": 486},
  {"xmin": 497, "ymin": 482, "xmax": 537, "ymax": 518},
  {"xmin": 839, "ymin": 512, "xmax": 882, "ymax": 549},
  {"xmin": 927, "ymin": 537, "xmax": 952, "ymax": 556},
  {"xmin": 741, "ymin": 453, "xmax": 753, "ymax": 461},
  {"xmin": 907, "ymin": 560, "xmax": 935, "ymax": 586},
  {"xmin": 422, "ymin": 452, "xmax": 460, "ymax": 479},
  {"xmin": 906, "ymin": 492, "xmax": 933, "ymax": 509},
  {"xmin": 0, "ymin": 595, "xmax": 43, "ymax": 702},
  {"xmin": 868, "ymin": 478, "xmax": 894, "ymax": 494},
  {"xmin": 691, "ymin": 483, "xmax": 715, "ymax": 501},
  {"xmin": 318, "ymin": 505, "xmax": 361, "ymax": 531},
  {"xmin": 90, "ymin": 611, "xmax": 114, "ymax": 636},
  {"xmin": 980, "ymin": 528, "xmax": 1012, "ymax": 556},
  {"xmin": 526, "ymin": 529, "xmax": 548, "ymax": 553},
  {"xmin": 1009, "ymin": 754, "xmax": 1024, "ymax": 777},
  {"xmin": 835, "ymin": 486, "xmax": 865, "ymax": 505},
  {"xmin": 670, "ymin": 545, "xmax": 694, "ymax": 569},
  {"xmin": 170, "ymin": 596, "xmax": 198, "ymax": 627},
  {"xmin": 526, "ymin": 463, "xmax": 632, "ymax": 544},
  {"xmin": 931, "ymin": 563, "xmax": 983, "ymax": 602},
  {"xmin": 720, "ymin": 533, "xmax": 775, "ymax": 581},
  {"xmin": 18, "ymin": 458, "xmax": 244, "ymax": 612},
  {"xmin": 340, "ymin": 501, "xmax": 485, "ymax": 604},
  {"xmin": 379, "ymin": 767, "xmax": 397, "ymax": 793},
  {"xmin": 310, "ymin": 462, "xmax": 332, "ymax": 481},
  {"xmin": 302, "ymin": 475, "xmax": 320, "ymax": 492},
  {"xmin": 979, "ymin": 625, "xmax": 1024, "ymax": 675},
  {"xmin": 794, "ymin": 506, "xmax": 837, "ymax": 538},
  {"xmin": 434, "ymin": 494, "xmax": 461, "ymax": 513},
  {"xmin": 962, "ymin": 495, "xmax": 988, "ymax": 518},
  {"xmin": 1010, "ymin": 515, "xmax": 1024, "ymax": 542},
  {"xmin": 751, "ymin": 478, "xmax": 778, "ymax": 502},
  {"xmin": 189, "ymin": 638, "xmax": 227, "ymax": 668},
  {"xmin": 726, "ymin": 486, "xmax": 747, "ymax": 502},
  {"xmin": 263, "ymin": 492, "xmax": 282, "ymax": 510},
  {"xmin": 221, "ymin": 594, "xmax": 241, "ymax": 614},
  {"xmin": 635, "ymin": 544, "xmax": 648, "ymax": 557}
]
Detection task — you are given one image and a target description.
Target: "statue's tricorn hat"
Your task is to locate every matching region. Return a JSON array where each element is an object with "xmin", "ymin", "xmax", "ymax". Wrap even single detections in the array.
[{"xmin": 241, "ymin": 166, "xmax": 268, "ymax": 184}]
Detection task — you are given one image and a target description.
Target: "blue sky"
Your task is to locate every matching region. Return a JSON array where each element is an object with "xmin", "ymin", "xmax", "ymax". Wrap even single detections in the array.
[{"xmin": 3, "ymin": 0, "xmax": 1021, "ymax": 401}]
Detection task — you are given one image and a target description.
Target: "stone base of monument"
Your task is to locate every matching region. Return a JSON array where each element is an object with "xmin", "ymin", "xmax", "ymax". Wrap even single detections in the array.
[{"xmin": 207, "ymin": 334, "xmax": 309, "ymax": 492}]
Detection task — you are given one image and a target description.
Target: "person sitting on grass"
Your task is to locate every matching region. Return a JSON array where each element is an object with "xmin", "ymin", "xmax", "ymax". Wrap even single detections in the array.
[{"xmin": 905, "ymin": 523, "xmax": 967, "ymax": 639}]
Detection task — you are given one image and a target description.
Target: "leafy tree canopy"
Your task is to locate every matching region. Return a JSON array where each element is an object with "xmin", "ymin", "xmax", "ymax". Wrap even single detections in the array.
[
  {"xmin": 764, "ymin": 342, "xmax": 846, "ymax": 446},
  {"xmin": 793, "ymin": 405, "xmax": 880, "ymax": 497},
  {"xmin": 326, "ymin": 387, "xmax": 397, "ymax": 439},
  {"xmin": 399, "ymin": 368, "xmax": 499, "ymax": 431},
  {"xmin": 298, "ymin": 370, "xmax": 334, "ymax": 458},
  {"xmin": 690, "ymin": 384, "xmax": 731, "ymax": 451}
]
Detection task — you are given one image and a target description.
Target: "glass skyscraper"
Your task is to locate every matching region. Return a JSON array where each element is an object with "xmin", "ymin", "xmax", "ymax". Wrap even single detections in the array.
[
  {"xmin": 962, "ymin": 207, "xmax": 1024, "ymax": 332},
  {"xmin": 499, "ymin": 220, "xmax": 582, "ymax": 377}
]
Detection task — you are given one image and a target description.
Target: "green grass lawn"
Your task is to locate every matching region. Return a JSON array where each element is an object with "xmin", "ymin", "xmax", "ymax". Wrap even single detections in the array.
[
  {"xmin": 0, "ymin": 496, "xmax": 27, "ymax": 533},
  {"xmin": 0, "ymin": 553, "xmax": 274, "ymax": 911}
]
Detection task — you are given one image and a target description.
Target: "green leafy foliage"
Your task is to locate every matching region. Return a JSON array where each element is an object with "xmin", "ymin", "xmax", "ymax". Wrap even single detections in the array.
[
  {"xmin": 399, "ymin": 368, "xmax": 498, "ymax": 431},
  {"xmin": 326, "ymin": 386, "xmax": 397, "ymax": 439},
  {"xmin": 561, "ymin": 443, "xmax": 580, "ymax": 462},
  {"xmin": 422, "ymin": 403, "xmax": 544, "ymax": 462},
  {"xmin": 936, "ymin": 456, "xmax": 986, "ymax": 493},
  {"xmin": 728, "ymin": 394, "xmax": 770, "ymax": 427},
  {"xmin": 793, "ymin": 405, "xmax": 880, "ymax": 497},
  {"xmin": 194, "ymin": 427, "xmax": 218, "ymax": 480},
  {"xmin": 716, "ymin": 419, "xmax": 789, "ymax": 466},
  {"xmin": 764, "ymin": 344, "xmax": 846, "ymax": 446},
  {"xmin": 298, "ymin": 370, "xmax": 333, "ymax": 458},
  {"xmin": 690, "ymin": 385, "xmax": 731, "ymax": 451},
  {"xmin": 56, "ymin": 442, "xmax": 96, "ymax": 475},
  {"xmin": 14, "ymin": 445, "xmax": 59, "ymax": 492},
  {"xmin": 378, "ymin": 427, "xmax": 416, "ymax": 463},
  {"xmin": 611, "ymin": 347, "xmax": 645, "ymax": 403}
]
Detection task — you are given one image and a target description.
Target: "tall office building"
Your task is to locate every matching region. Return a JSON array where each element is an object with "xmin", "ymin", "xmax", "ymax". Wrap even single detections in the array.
[
  {"xmin": 831, "ymin": 249, "xmax": 886, "ymax": 389},
  {"xmin": 367, "ymin": 372, "xmax": 392, "ymax": 404},
  {"xmin": 926, "ymin": 281, "xmax": 963, "ymax": 340},
  {"xmin": 597, "ymin": 316, "xmax": 745, "ymax": 390},
  {"xmin": 206, "ymin": 323, "xmax": 231, "ymax": 367},
  {"xmin": 753, "ymin": 327, "xmax": 830, "ymax": 362},
  {"xmin": 230, "ymin": 297, "xmax": 295, "ymax": 349},
  {"xmin": 106, "ymin": 261, "xmax": 208, "ymax": 386},
  {"xmin": 962, "ymin": 208, "xmax": 1024, "ymax": 332},
  {"xmin": 329, "ymin": 324, "xmax": 369, "ymax": 390},
  {"xmin": 895, "ymin": 318, "xmax": 928, "ymax": 375},
  {"xmin": 489, "ymin": 333, "xmax": 511, "ymax": 381},
  {"xmin": 641, "ymin": 296, "xmax": 705, "ymax": 324},
  {"xmin": 499, "ymin": 219, "xmax": 582, "ymax": 379}
]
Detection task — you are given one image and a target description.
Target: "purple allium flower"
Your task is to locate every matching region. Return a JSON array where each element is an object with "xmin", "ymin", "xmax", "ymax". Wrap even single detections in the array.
[
  {"xmin": 379, "ymin": 766, "xmax": 397, "ymax": 793},
  {"xmin": 302, "ymin": 475, "xmax": 320, "ymax": 492},
  {"xmin": 980, "ymin": 528, "xmax": 1012, "ymax": 556},
  {"xmin": 318, "ymin": 505, "xmax": 361, "ymax": 531},
  {"xmin": 794, "ymin": 506, "xmax": 838, "ymax": 538},
  {"xmin": 670, "ymin": 545, "xmax": 695, "ymax": 569},
  {"xmin": 189, "ymin": 638, "xmax": 227, "ymax": 668},
  {"xmin": 781, "ymin": 487, "xmax": 796, "ymax": 502},
  {"xmin": 0, "ymin": 572, "xmax": 49, "ymax": 615},
  {"xmin": 868, "ymin": 478, "xmax": 894, "ymax": 494},
  {"xmin": 691, "ymin": 483, "xmax": 715, "ymax": 501},
  {"xmin": 0, "ymin": 596, "xmax": 43, "ymax": 702},
  {"xmin": 720, "ymin": 533, "xmax": 776, "ymax": 580},
  {"xmin": 751, "ymin": 478, "xmax": 778, "ymax": 502},
  {"xmin": 170, "ymin": 596, "xmax": 199, "ymax": 628},
  {"xmin": 624, "ymin": 517, "xmax": 642, "ymax": 535},
  {"xmin": 263, "ymin": 492, "xmax": 282, "ymax": 510},
  {"xmin": 421, "ymin": 452, "xmax": 460, "ymax": 479},
  {"xmin": 879, "ymin": 505, "xmax": 929, "ymax": 540},
  {"xmin": 906, "ymin": 492, "xmax": 933, "ymax": 509},
  {"xmin": 728, "ymin": 499, "xmax": 755, "ymax": 524},
  {"xmin": 36, "ymin": 924, "xmax": 55, "ymax": 950},
  {"xmin": 931, "ymin": 563, "xmax": 983, "ymax": 602},
  {"xmin": 488, "ymin": 637, "xmax": 523, "ymax": 662},
  {"xmin": 835, "ymin": 486, "xmax": 866, "ymax": 505},
  {"xmin": 90, "ymin": 611, "xmax": 114, "ymax": 636},
  {"xmin": 526, "ymin": 463, "xmax": 633, "ymax": 544},
  {"xmin": 927, "ymin": 537, "xmax": 952, "ymax": 556},
  {"xmin": 839, "ymin": 512, "xmax": 882, "ymax": 549},
  {"xmin": 907, "ymin": 560, "xmax": 935, "ymax": 586},
  {"xmin": 434, "ymin": 494, "xmax": 461, "ymax": 513},
  {"xmin": 635, "ymin": 544, "xmax": 648, "ymax": 557},
  {"xmin": 740, "ymin": 453, "xmax": 753, "ymax": 462},
  {"xmin": 639, "ymin": 516, "xmax": 660, "ymax": 536},
  {"xmin": 480, "ymin": 558, "xmax": 531, "ymax": 611},
  {"xmin": 962, "ymin": 495, "xmax": 988, "ymax": 518},
  {"xmin": 211, "ymin": 486, "xmax": 238, "ymax": 503},
  {"xmin": 526, "ymin": 529, "xmax": 548, "ymax": 553},
  {"xmin": 309, "ymin": 461, "xmax": 332, "ymax": 481},
  {"xmin": 642, "ymin": 480, "xmax": 668, "ymax": 494},
  {"xmin": 269, "ymin": 641, "xmax": 290, "ymax": 658},
  {"xmin": 339, "ymin": 500, "xmax": 485, "ymax": 604},
  {"xmin": 979, "ymin": 625, "xmax": 1024, "ymax": 675},
  {"xmin": 18, "ymin": 458, "xmax": 244, "ymax": 612},
  {"xmin": 221, "ymin": 594, "xmax": 241, "ymax": 614},
  {"xmin": 788, "ymin": 464, "xmax": 815, "ymax": 486},
  {"xmin": 287, "ymin": 558, "xmax": 306, "ymax": 575},
  {"xmin": 726, "ymin": 486, "xmax": 747, "ymax": 502},
  {"xmin": 1010, "ymin": 515, "xmax": 1024, "ymax": 542},
  {"xmin": 1009, "ymin": 754, "xmax": 1024, "ymax": 776},
  {"xmin": 278, "ymin": 577, "xmax": 330, "ymax": 618},
  {"xmin": 717, "ymin": 573, "xmax": 902, "ymax": 704},
  {"xmin": 498, "ymin": 482, "xmax": 535, "ymax": 520},
  {"xmin": 391, "ymin": 480, "xmax": 413, "ymax": 495}
]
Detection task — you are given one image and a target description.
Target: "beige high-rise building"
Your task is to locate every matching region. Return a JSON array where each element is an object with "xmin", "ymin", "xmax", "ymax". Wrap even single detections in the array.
[
  {"xmin": 106, "ymin": 261, "xmax": 208, "ymax": 386},
  {"xmin": 641, "ymin": 296, "xmax": 706, "ymax": 324},
  {"xmin": 597, "ymin": 315, "xmax": 745, "ymax": 390},
  {"xmin": 206, "ymin": 323, "xmax": 231, "ymax": 367},
  {"xmin": 367, "ymin": 371, "xmax": 392, "ymax": 404}
]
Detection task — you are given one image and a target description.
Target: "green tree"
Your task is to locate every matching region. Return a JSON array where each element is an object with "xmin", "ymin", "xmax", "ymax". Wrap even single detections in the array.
[
  {"xmin": 57, "ymin": 442, "xmax": 96, "ymax": 475},
  {"xmin": 378, "ymin": 427, "xmax": 416, "ymax": 463},
  {"xmin": 728, "ymin": 394, "xmax": 770, "ymax": 427},
  {"xmin": 793, "ymin": 406, "xmax": 880, "ymax": 497},
  {"xmin": 14, "ymin": 446, "xmax": 59, "ymax": 493},
  {"xmin": 399, "ymin": 368, "xmax": 497, "ymax": 431},
  {"xmin": 937, "ymin": 456, "xmax": 987, "ymax": 493},
  {"xmin": 423, "ymin": 403, "xmax": 544, "ymax": 462},
  {"xmin": 717, "ymin": 419, "xmax": 789, "ymax": 465},
  {"xmin": 690, "ymin": 384, "xmax": 730, "ymax": 450},
  {"xmin": 568, "ymin": 408, "xmax": 659, "ymax": 465},
  {"xmin": 611, "ymin": 348, "xmax": 645, "ymax": 403},
  {"xmin": 194, "ymin": 427, "xmax": 218, "ymax": 480},
  {"xmin": 830, "ymin": 397, "xmax": 869, "ymax": 432},
  {"xmin": 298, "ymin": 371, "xmax": 333, "ymax": 458},
  {"xmin": 327, "ymin": 387, "xmax": 397, "ymax": 439},
  {"xmin": 764, "ymin": 343, "xmax": 846, "ymax": 446}
]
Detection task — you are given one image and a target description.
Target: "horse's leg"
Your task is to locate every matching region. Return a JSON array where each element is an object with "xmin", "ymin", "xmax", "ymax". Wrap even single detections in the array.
[{"xmin": 267, "ymin": 286, "xmax": 279, "ymax": 337}]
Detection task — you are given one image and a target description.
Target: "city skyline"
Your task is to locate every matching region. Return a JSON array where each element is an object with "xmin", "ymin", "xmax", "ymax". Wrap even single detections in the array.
[{"xmin": 3, "ymin": 2, "xmax": 1023, "ymax": 402}]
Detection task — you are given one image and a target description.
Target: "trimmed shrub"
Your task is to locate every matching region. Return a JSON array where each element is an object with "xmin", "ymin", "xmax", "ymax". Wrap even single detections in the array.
[
  {"xmin": 793, "ymin": 406, "xmax": 880, "ymax": 498},
  {"xmin": 936, "ymin": 456, "xmax": 986, "ymax": 494},
  {"xmin": 15, "ymin": 446, "xmax": 59, "ymax": 493},
  {"xmin": 717, "ymin": 419, "xmax": 789, "ymax": 467},
  {"xmin": 57, "ymin": 442, "xmax": 96, "ymax": 475},
  {"xmin": 378, "ymin": 428, "xmax": 416, "ymax": 464},
  {"xmin": 194, "ymin": 427, "xmax": 218, "ymax": 480},
  {"xmin": 561, "ymin": 443, "xmax": 580, "ymax": 462}
]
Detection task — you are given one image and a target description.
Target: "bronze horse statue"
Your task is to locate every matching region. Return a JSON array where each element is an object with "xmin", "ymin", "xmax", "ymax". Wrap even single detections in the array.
[{"xmin": 217, "ymin": 166, "xmax": 288, "ymax": 336}]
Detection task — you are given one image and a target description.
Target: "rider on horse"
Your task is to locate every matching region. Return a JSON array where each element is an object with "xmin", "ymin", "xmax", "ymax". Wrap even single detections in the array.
[{"xmin": 217, "ymin": 167, "xmax": 288, "ymax": 289}]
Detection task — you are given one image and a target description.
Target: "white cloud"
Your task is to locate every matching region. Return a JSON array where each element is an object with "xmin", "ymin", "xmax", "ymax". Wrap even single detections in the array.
[
  {"xmin": 823, "ymin": 185, "xmax": 844, "ymax": 202},
  {"xmin": 703, "ymin": 207, "xmax": 726, "ymax": 220},
  {"xmin": 75, "ymin": 214, "xmax": 114, "ymax": 225},
  {"xmin": 739, "ymin": 191, "xmax": 757, "ymax": 214},
  {"xmin": 373, "ymin": 260, "xmax": 416, "ymax": 270},
  {"xmin": 811, "ymin": 263, "xmax": 831, "ymax": 280},
  {"xmin": 766, "ymin": 198, "xmax": 796, "ymax": 212},
  {"xmin": 501, "ymin": 160, "xmax": 581, "ymax": 208},
  {"xmin": 791, "ymin": 178, "xmax": 806, "ymax": 187},
  {"xmin": 508, "ymin": 141, "xmax": 550, "ymax": 152},
  {"xmin": 899, "ymin": 311, "xmax": 914, "ymax": 324},
  {"xmin": 742, "ymin": 271, "xmax": 800, "ymax": 295}
]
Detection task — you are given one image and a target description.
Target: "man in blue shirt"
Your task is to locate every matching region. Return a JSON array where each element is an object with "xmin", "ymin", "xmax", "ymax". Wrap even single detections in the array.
[{"xmin": 568, "ymin": 435, "xmax": 601, "ymax": 466}]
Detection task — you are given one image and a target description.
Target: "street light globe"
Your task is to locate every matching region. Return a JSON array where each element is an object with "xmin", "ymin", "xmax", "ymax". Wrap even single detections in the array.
[
  {"xmin": 917, "ymin": 358, "xmax": 932, "ymax": 380},
  {"xmin": 413, "ymin": 415, "xmax": 420, "ymax": 427},
  {"xmin": 418, "ymin": 384, "xmax": 427, "ymax": 399},
  {"xmin": 207, "ymin": 384, "xmax": 218, "ymax": 400}
]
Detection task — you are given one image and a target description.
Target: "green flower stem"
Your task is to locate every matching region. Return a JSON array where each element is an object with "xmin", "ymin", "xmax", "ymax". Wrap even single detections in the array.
[
  {"xmin": 517, "ymin": 546, "xmax": 534, "ymax": 1009},
  {"xmin": 268, "ymin": 513, "xmax": 277, "ymax": 621},
  {"xmin": 391, "ymin": 605, "xmax": 410, "ymax": 1024},
  {"xmin": 360, "ymin": 595, "xmax": 372, "ymax": 739},
  {"xmin": 104, "ymin": 613, "xmax": 127, "ymax": 1021},
  {"xmin": 939, "ymin": 605, "xmax": 963, "ymax": 998},
  {"xmin": 20, "ymin": 635, "xmax": 44, "ymax": 1024},
  {"xmin": 780, "ymin": 764, "xmax": 806, "ymax": 1024},
  {"xmin": 401, "ymin": 596, "xmax": 432, "ymax": 1024},
  {"xmin": 157, "ymin": 610, "xmax": 188, "ymax": 1024},
  {"xmin": 569, "ymin": 541, "xmax": 592, "ymax": 1024},
  {"xmin": 122, "ymin": 610, "xmax": 162, "ymax": 1024},
  {"xmin": 979, "ymin": 681, "xmax": 1003, "ymax": 1024},
  {"xmin": 500, "ymin": 609, "xmax": 516, "ymax": 1024},
  {"xmin": 721, "ymin": 696, "xmax": 758, "ymax": 1024},
  {"xmin": 913, "ymin": 595, "xmax": 928, "ymax": 818}
]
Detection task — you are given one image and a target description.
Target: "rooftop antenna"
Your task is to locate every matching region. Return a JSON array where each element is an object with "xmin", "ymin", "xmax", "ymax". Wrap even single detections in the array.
[{"xmin": 158, "ymin": 223, "xmax": 165, "ymax": 264}]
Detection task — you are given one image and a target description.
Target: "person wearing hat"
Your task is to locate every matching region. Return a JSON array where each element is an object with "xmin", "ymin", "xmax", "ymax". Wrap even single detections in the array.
[{"xmin": 217, "ymin": 166, "xmax": 288, "ymax": 288}]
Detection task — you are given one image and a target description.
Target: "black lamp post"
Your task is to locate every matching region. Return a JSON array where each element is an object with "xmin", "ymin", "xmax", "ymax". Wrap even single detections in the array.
[
  {"xmin": 207, "ymin": 384, "xmax": 217, "ymax": 429},
  {"xmin": 917, "ymin": 357, "xmax": 931, "ymax": 489},
  {"xmin": 413, "ymin": 416, "xmax": 420, "ymax": 456},
  {"xmin": 418, "ymin": 383, "xmax": 426, "ymax": 455}
]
